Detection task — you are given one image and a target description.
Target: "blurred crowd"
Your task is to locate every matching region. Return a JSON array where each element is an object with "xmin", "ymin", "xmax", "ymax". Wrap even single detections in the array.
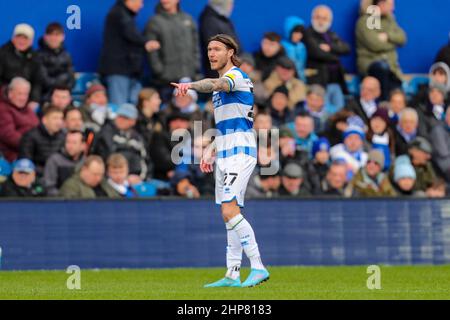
[{"xmin": 0, "ymin": 0, "xmax": 449, "ymax": 200}]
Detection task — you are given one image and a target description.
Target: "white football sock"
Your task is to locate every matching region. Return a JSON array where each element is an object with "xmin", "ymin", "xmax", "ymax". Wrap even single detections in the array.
[
  {"xmin": 228, "ymin": 214, "xmax": 266, "ymax": 271},
  {"xmin": 225, "ymin": 222, "xmax": 242, "ymax": 280}
]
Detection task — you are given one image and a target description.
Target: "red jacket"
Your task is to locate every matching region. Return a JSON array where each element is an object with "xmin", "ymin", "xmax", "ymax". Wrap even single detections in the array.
[{"xmin": 0, "ymin": 94, "xmax": 39, "ymax": 162}]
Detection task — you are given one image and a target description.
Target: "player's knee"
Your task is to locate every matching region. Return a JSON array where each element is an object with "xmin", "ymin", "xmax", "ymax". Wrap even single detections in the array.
[{"xmin": 221, "ymin": 201, "xmax": 241, "ymax": 222}]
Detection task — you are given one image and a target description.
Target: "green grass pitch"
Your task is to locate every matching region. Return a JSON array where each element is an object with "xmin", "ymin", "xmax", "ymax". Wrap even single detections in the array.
[{"xmin": 1, "ymin": 265, "xmax": 449, "ymax": 300}]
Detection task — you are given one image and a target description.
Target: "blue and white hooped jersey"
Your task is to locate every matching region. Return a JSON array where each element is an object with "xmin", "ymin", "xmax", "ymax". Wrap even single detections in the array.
[{"xmin": 212, "ymin": 66, "xmax": 256, "ymax": 159}]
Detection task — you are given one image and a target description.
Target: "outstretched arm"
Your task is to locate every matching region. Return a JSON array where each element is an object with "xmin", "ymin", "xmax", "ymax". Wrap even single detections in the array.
[{"xmin": 171, "ymin": 78, "xmax": 230, "ymax": 96}]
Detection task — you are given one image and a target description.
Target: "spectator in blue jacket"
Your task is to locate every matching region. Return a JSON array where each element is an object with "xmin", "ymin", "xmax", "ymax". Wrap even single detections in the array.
[{"xmin": 281, "ymin": 16, "xmax": 307, "ymax": 82}]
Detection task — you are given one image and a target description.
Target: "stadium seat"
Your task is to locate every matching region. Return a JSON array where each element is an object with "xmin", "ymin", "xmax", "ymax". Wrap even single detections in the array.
[
  {"xmin": 403, "ymin": 75, "xmax": 429, "ymax": 96},
  {"xmin": 345, "ymin": 74, "xmax": 361, "ymax": 97},
  {"xmin": 72, "ymin": 72, "xmax": 101, "ymax": 102}
]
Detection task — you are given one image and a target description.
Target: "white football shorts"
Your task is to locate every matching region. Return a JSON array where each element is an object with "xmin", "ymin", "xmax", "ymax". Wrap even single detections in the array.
[{"xmin": 215, "ymin": 153, "xmax": 257, "ymax": 208}]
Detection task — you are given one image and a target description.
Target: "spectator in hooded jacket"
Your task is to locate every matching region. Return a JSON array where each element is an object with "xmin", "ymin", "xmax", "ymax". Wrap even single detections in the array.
[
  {"xmin": 430, "ymin": 110, "xmax": 450, "ymax": 182},
  {"xmin": 0, "ymin": 77, "xmax": 39, "ymax": 162},
  {"xmin": 43, "ymin": 130, "xmax": 86, "ymax": 196},
  {"xmin": 19, "ymin": 106, "xmax": 65, "ymax": 177},
  {"xmin": 304, "ymin": 5, "xmax": 350, "ymax": 111},
  {"xmin": 145, "ymin": 0, "xmax": 200, "ymax": 102},
  {"xmin": 412, "ymin": 62, "xmax": 450, "ymax": 108},
  {"xmin": 0, "ymin": 24, "xmax": 42, "ymax": 109},
  {"xmin": 281, "ymin": 16, "xmax": 307, "ymax": 82},
  {"xmin": 36, "ymin": 22, "xmax": 75, "ymax": 101},
  {"xmin": 99, "ymin": 0, "xmax": 160, "ymax": 105},
  {"xmin": 199, "ymin": 0, "xmax": 239, "ymax": 78}
]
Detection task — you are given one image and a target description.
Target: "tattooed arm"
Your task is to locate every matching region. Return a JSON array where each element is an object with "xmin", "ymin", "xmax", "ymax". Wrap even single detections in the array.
[{"xmin": 171, "ymin": 78, "xmax": 230, "ymax": 96}]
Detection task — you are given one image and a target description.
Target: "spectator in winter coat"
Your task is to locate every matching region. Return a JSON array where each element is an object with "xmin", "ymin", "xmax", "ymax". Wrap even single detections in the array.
[
  {"xmin": 304, "ymin": 5, "xmax": 351, "ymax": 111},
  {"xmin": 366, "ymin": 107, "xmax": 395, "ymax": 171},
  {"xmin": 296, "ymin": 84, "xmax": 330, "ymax": 134},
  {"xmin": 430, "ymin": 110, "xmax": 450, "ymax": 182},
  {"xmin": 43, "ymin": 130, "xmax": 86, "ymax": 196},
  {"xmin": 145, "ymin": 0, "xmax": 200, "ymax": 101},
  {"xmin": 345, "ymin": 76, "xmax": 381, "ymax": 125},
  {"xmin": 279, "ymin": 162, "xmax": 311, "ymax": 197},
  {"xmin": 320, "ymin": 160, "xmax": 349, "ymax": 196},
  {"xmin": 106, "ymin": 153, "xmax": 140, "ymax": 198},
  {"xmin": 407, "ymin": 137, "xmax": 436, "ymax": 193},
  {"xmin": 99, "ymin": 0, "xmax": 160, "ymax": 105},
  {"xmin": 394, "ymin": 107, "xmax": 428, "ymax": 156},
  {"xmin": 59, "ymin": 155, "xmax": 120, "ymax": 199},
  {"xmin": 79, "ymin": 83, "xmax": 113, "ymax": 133},
  {"xmin": 92, "ymin": 103, "xmax": 149, "ymax": 180},
  {"xmin": 199, "ymin": 0, "xmax": 239, "ymax": 78},
  {"xmin": 19, "ymin": 106, "xmax": 65, "ymax": 177},
  {"xmin": 392, "ymin": 155, "xmax": 421, "ymax": 197},
  {"xmin": 355, "ymin": 0, "xmax": 407, "ymax": 100},
  {"xmin": 330, "ymin": 121, "xmax": 368, "ymax": 179},
  {"xmin": 346, "ymin": 149, "xmax": 396, "ymax": 197},
  {"xmin": 268, "ymin": 85, "xmax": 295, "ymax": 128},
  {"xmin": 264, "ymin": 56, "xmax": 307, "ymax": 109},
  {"xmin": 36, "ymin": 22, "xmax": 75, "ymax": 100},
  {"xmin": 0, "ymin": 24, "xmax": 42, "ymax": 108},
  {"xmin": 0, "ymin": 159, "xmax": 46, "ymax": 198},
  {"xmin": 281, "ymin": 16, "xmax": 307, "ymax": 82},
  {"xmin": 254, "ymin": 32, "xmax": 286, "ymax": 81},
  {"xmin": 0, "ymin": 77, "xmax": 39, "ymax": 162}
]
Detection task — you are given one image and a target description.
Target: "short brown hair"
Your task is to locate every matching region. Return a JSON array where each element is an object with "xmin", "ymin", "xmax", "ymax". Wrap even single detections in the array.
[
  {"xmin": 137, "ymin": 87, "xmax": 159, "ymax": 111},
  {"xmin": 208, "ymin": 34, "xmax": 241, "ymax": 67},
  {"xmin": 45, "ymin": 22, "xmax": 64, "ymax": 35},
  {"xmin": 43, "ymin": 106, "xmax": 64, "ymax": 117},
  {"xmin": 107, "ymin": 153, "xmax": 128, "ymax": 169},
  {"xmin": 263, "ymin": 32, "xmax": 282, "ymax": 42}
]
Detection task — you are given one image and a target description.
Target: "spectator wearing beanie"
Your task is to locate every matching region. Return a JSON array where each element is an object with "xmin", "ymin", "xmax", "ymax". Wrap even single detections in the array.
[
  {"xmin": 279, "ymin": 162, "xmax": 311, "ymax": 197},
  {"xmin": 0, "ymin": 24, "xmax": 42, "ymax": 107},
  {"xmin": 407, "ymin": 137, "xmax": 436, "ymax": 193},
  {"xmin": 346, "ymin": 149, "xmax": 396, "ymax": 197},
  {"xmin": 311, "ymin": 137, "xmax": 331, "ymax": 184},
  {"xmin": 392, "ymin": 155, "xmax": 420, "ymax": 197},
  {"xmin": 367, "ymin": 107, "xmax": 395, "ymax": 171},
  {"xmin": 268, "ymin": 85, "xmax": 295, "ymax": 128},
  {"xmin": 79, "ymin": 83, "xmax": 113, "ymax": 133},
  {"xmin": 330, "ymin": 117, "xmax": 368, "ymax": 179}
]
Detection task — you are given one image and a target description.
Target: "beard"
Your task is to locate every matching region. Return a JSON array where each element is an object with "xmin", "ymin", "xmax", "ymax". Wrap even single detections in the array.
[
  {"xmin": 210, "ymin": 59, "xmax": 228, "ymax": 71},
  {"xmin": 312, "ymin": 20, "xmax": 331, "ymax": 34}
]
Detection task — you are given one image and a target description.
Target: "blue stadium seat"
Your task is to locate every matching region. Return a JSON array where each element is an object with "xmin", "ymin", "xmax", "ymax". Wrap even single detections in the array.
[
  {"xmin": 0, "ymin": 158, "xmax": 12, "ymax": 179},
  {"xmin": 133, "ymin": 180, "xmax": 171, "ymax": 197},
  {"xmin": 346, "ymin": 75, "xmax": 361, "ymax": 97},
  {"xmin": 72, "ymin": 73, "xmax": 101, "ymax": 102},
  {"xmin": 403, "ymin": 76, "xmax": 429, "ymax": 96}
]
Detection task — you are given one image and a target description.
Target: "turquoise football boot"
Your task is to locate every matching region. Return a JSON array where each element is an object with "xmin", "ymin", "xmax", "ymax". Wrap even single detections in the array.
[
  {"xmin": 204, "ymin": 277, "xmax": 241, "ymax": 288},
  {"xmin": 241, "ymin": 269, "xmax": 270, "ymax": 287}
]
